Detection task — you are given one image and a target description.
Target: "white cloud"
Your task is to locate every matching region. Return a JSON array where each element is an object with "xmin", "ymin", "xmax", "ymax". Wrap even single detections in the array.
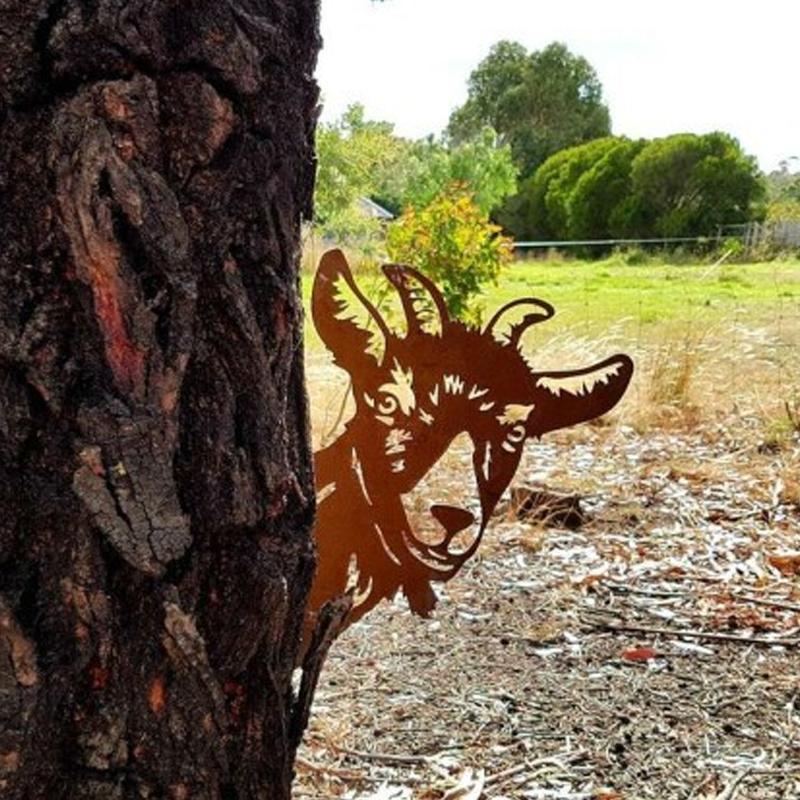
[{"xmin": 317, "ymin": 0, "xmax": 800, "ymax": 170}]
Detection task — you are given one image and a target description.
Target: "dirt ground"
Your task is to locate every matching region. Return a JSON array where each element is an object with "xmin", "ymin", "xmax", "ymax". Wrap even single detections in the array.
[{"xmin": 296, "ymin": 416, "xmax": 800, "ymax": 800}]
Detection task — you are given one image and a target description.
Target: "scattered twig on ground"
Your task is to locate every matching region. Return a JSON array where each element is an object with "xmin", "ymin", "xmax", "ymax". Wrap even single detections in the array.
[{"xmin": 582, "ymin": 616, "xmax": 800, "ymax": 648}]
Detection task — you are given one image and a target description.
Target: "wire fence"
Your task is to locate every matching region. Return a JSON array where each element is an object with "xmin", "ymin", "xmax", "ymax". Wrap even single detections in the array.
[
  {"xmin": 512, "ymin": 221, "xmax": 800, "ymax": 253},
  {"xmin": 513, "ymin": 236, "xmax": 713, "ymax": 250},
  {"xmin": 722, "ymin": 221, "xmax": 800, "ymax": 249}
]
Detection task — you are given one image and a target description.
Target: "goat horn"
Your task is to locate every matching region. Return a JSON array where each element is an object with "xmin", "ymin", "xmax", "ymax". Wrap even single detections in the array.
[
  {"xmin": 383, "ymin": 264, "xmax": 450, "ymax": 336},
  {"xmin": 485, "ymin": 298, "xmax": 556, "ymax": 347}
]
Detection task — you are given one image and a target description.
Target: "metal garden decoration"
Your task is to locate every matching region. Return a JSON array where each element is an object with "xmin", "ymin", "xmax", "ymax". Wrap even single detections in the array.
[{"xmin": 305, "ymin": 250, "xmax": 633, "ymax": 644}]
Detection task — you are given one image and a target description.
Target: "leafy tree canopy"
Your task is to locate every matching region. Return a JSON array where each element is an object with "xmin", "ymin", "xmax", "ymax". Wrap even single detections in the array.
[
  {"xmin": 767, "ymin": 199, "xmax": 800, "ymax": 222},
  {"xmin": 314, "ymin": 105, "xmax": 518, "ymax": 242},
  {"xmin": 766, "ymin": 158, "xmax": 800, "ymax": 203},
  {"xmin": 499, "ymin": 136, "xmax": 621, "ymax": 240},
  {"xmin": 448, "ymin": 41, "xmax": 611, "ymax": 177},
  {"xmin": 503, "ymin": 132, "xmax": 765, "ymax": 241},
  {"xmin": 624, "ymin": 132, "xmax": 766, "ymax": 237},
  {"xmin": 314, "ymin": 103, "xmax": 410, "ymax": 238},
  {"xmin": 376, "ymin": 127, "xmax": 518, "ymax": 217}
]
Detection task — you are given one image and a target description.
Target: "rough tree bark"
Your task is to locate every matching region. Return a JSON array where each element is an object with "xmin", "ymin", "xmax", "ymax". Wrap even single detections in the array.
[{"xmin": 0, "ymin": 2, "xmax": 322, "ymax": 797}]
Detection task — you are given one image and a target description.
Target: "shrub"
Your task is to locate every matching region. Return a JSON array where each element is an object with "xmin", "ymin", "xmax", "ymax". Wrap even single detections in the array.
[
  {"xmin": 498, "ymin": 136, "xmax": 620, "ymax": 239},
  {"xmin": 392, "ymin": 127, "xmax": 519, "ymax": 217},
  {"xmin": 569, "ymin": 138, "xmax": 646, "ymax": 239},
  {"xmin": 386, "ymin": 185, "xmax": 513, "ymax": 319},
  {"xmin": 622, "ymin": 132, "xmax": 766, "ymax": 237},
  {"xmin": 502, "ymin": 132, "xmax": 766, "ymax": 245}
]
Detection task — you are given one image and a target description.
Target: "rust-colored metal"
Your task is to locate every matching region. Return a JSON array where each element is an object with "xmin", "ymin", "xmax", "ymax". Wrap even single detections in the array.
[{"xmin": 306, "ymin": 249, "xmax": 633, "ymax": 643}]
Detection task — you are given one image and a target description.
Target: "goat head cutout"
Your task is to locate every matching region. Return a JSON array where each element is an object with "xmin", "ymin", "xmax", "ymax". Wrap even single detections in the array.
[{"xmin": 307, "ymin": 249, "xmax": 633, "ymax": 644}]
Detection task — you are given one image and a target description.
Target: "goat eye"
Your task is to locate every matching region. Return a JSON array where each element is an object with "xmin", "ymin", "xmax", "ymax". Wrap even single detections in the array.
[
  {"xmin": 508, "ymin": 425, "xmax": 526, "ymax": 444},
  {"xmin": 378, "ymin": 395, "xmax": 398, "ymax": 416}
]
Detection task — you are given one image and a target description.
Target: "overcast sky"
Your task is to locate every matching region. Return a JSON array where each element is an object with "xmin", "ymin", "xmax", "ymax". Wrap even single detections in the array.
[{"xmin": 316, "ymin": 0, "xmax": 799, "ymax": 172}]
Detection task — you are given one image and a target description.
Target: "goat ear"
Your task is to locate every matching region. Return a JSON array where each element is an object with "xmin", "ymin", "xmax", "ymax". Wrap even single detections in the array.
[
  {"xmin": 383, "ymin": 264, "xmax": 450, "ymax": 337},
  {"xmin": 312, "ymin": 250, "xmax": 391, "ymax": 370},
  {"xmin": 485, "ymin": 298, "xmax": 555, "ymax": 347},
  {"xmin": 527, "ymin": 355, "xmax": 634, "ymax": 437}
]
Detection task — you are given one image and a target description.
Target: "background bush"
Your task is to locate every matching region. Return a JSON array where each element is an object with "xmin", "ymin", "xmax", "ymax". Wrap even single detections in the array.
[
  {"xmin": 502, "ymin": 132, "xmax": 765, "ymax": 242},
  {"xmin": 375, "ymin": 127, "xmax": 518, "ymax": 218},
  {"xmin": 386, "ymin": 185, "xmax": 513, "ymax": 319}
]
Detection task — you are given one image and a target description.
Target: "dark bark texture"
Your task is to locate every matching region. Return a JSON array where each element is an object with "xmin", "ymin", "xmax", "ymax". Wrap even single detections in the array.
[{"xmin": 0, "ymin": 1, "xmax": 321, "ymax": 797}]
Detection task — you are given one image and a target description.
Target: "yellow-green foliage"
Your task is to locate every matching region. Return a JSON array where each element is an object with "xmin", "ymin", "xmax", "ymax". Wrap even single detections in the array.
[
  {"xmin": 314, "ymin": 104, "xmax": 409, "ymax": 241},
  {"xmin": 386, "ymin": 185, "xmax": 513, "ymax": 319},
  {"xmin": 767, "ymin": 200, "xmax": 800, "ymax": 222}
]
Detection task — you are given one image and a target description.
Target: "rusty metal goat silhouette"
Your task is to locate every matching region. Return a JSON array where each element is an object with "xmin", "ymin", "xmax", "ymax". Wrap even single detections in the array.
[{"xmin": 306, "ymin": 250, "xmax": 633, "ymax": 643}]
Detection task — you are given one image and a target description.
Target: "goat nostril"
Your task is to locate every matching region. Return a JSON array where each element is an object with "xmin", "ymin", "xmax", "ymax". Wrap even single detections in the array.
[{"xmin": 431, "ymin": 504, "xmax": 475, "ymax": 536}]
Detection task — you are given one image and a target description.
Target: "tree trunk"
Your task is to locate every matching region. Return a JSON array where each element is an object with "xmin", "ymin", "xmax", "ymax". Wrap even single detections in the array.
[{"xmin": 0, "ymin": 2, "xmax": 321, "ymax": 797}]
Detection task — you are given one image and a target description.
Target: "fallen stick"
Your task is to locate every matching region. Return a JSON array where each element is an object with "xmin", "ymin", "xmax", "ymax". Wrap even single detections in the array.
[
  {"xmin": 731, "ymin": 592, "xmax": 800, "ymax": 614},
  {"xmin": 714, "ymin": 769, "xmax": 750, "ymax": 800},
  {"xmin": 605, "ymin": 581, "xmax": 800, "ymax": 613},
  {"xmin": 333, "ymin": 745, "xmax": 430, "ymax": 765},
  {"xmin": 483, "ymin": 763, "xmax": 527, "ymax": 786},
  {"xmin": 582, "ymin": 617, "xmax": 800, "ymax": 647},
  {"xmin": 700, "ymin": 249, "xmax": 735, "ymax": 280},
  {"xmin": 603, "ymin": 580, "xmax": 685, "ymax": 599},
  {"xmin": 712, "ymin": 766, "xmax": 800, "ymax": 800},
  {"xmin": 295, "ymin": 756, "xmax": 368, "ymax": 781},
  {"xmin": 485, "ymin": 751, "xmax": 589, "ymax": 787}
]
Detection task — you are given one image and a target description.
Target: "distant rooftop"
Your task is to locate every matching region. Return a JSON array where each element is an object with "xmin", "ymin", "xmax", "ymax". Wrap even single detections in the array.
[{"xmin": 357, "ymin": 196, "xmax": 394, "ymax": 221}]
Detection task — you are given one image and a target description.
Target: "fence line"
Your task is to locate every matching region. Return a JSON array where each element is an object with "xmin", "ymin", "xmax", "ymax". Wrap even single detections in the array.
[
  {"xmin": 733, "ymin": 221, "xmax": 800, "ymax": 249},
  {"xmin": 514, "ymin": 221, "xmax": 800, "ymax": 251},
  {"xmin": 513, "ymin": 236, "xmax": 713, "ymax": 249}
]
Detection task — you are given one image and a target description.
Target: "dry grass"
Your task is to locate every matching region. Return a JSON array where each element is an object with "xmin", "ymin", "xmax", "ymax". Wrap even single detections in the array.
[
  {"xmin": 299, "ymin": 258, "xmax": 800, "ymax": 797},
  {"xmin": 644, "ymin": 329, "xmax": 706, "ymax": 408},
  {"xmin": 305, "ymin": 257, "xmax": 800, "ymax": 444}
]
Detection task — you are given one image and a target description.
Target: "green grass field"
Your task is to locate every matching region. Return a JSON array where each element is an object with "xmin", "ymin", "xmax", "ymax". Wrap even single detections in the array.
[
  {"xmin": 303, "ymin": 256, "xmax": 800, "ymax": 349},
  {"xmin": 492, "ymin": 257, "xmax": 799, "ymax": 328}
]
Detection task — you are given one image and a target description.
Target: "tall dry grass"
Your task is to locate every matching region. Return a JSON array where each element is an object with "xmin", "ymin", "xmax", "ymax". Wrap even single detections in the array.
[{"xmin": 307, "ymin": 317, "xmax": 799, "ymax": 449}]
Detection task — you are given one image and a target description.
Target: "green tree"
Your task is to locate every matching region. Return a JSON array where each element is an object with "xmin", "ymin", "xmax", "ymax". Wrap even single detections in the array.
[
  {"xmin": 315, "ymin": 106, "xmax": 516, "ymax": 246},
  {"xmin": 766, "ymin": 158, "xmax": 800, "ymax": 202},
  {"xmin": 448, "ymin": 41, "xmax": 529, "ymax": 145},
  {"xmin": 504, "ymin": 132, "xmax": 765, "ymax": 243},
  {"xmin": 499, "ymin": 137, "xmax": 621, "ymax": 239},
  {"xmin": 767, "ymin": 200, "xmax": 800, "ymax": 222},
  {"xmin": 569, "ymin": 139, "xmax": 646, "ymax": 238},
  {"xmin": 449, "ymin": 41, "xmax": 611, "ymax": 177},
  {"xmin": 380, "ymin": 127, "xmax": 518, "ymax": 216},
  {"xmin": 622, "ymin": 132, "xmax": 766, "ymax": 237},
  {"xmin": 386, "ymin": 186, "xmax": 513, "ymax": 319},
  {"xmin": 315, "ymin": 103, "xmax": 410, "ymax": 241},
  {"xmin": 315, "ymin": 104, "xmax": 518, "ymax": 244}
]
